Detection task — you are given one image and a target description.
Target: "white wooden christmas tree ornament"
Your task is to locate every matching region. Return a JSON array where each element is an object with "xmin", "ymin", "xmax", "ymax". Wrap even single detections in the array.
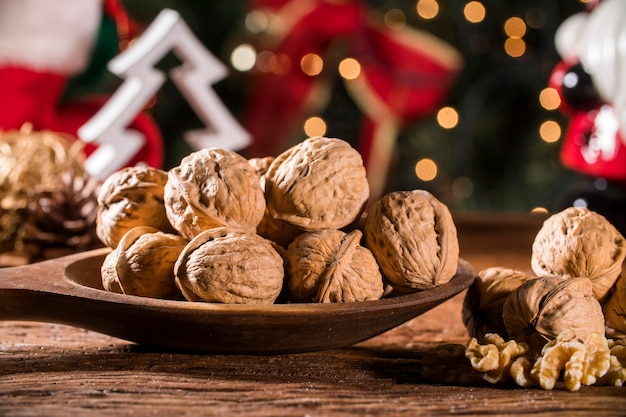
[{"xmin": 79, "ymin": 8, "xmax": 250, "ymax": 179}]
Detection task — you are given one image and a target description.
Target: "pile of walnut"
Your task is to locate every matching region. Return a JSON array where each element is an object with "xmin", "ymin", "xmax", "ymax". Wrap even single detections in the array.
[
  {"xmin": 456, "ymin": 206, "xmax": 626, "ymax": 391},
  {"xmin": 97, "ymin": 137, "xmax": 459, "ymax": 305}
]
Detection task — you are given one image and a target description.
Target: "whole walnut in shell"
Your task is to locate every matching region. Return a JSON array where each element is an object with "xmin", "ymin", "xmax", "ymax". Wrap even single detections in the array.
[
  {"xmin": 96, "ymin": 166, "xmax": 173, "ymax": 248},
  {"xmin": 363, "ymin": 190, "xmax": 459, "ymax": 293},
  {"xmin": 101, "ymin": 226, "xmax": 187, "ymax": 299},
  {"xmin": 257, "ymin": 213, "xmax": 304, "ymax": 249},
  {"xmin": 531, "ymin": 207, "xmax": 626, "ymax": 301},
  {"xmin": 264, "ymin": 137, "xmax": 369, "ymax": 231},
  {"xmin": 174, "ymin": 227, "xmax": 284, "ymax": 304},
  {"xmin": 286, "ymin": 228, "xmax": 384, "ymax": 303},
  {"xmin": 249, "ymin": 155, "xmax": 305, "ymax": 247},
  {"xmin": 462, "ymin": 267, "xmax": 531, "ymax": 341},
  {"xmin": 502, "ymin": 275, "xmax": 606, "ymax": 359},
  {"xmin": 164, "ymin": 148, "xmax": 265, "ymax": 240}
]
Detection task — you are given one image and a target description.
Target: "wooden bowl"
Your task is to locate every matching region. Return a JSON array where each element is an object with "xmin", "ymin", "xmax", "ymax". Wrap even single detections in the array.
[{"xmin": 0, "ymin": 248, "xmax": 475, "ymax": 354}]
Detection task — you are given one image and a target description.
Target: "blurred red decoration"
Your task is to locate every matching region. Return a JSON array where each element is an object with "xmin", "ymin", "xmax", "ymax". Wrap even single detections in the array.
[
  {"xmin": 0, "ymin": 0, "xmax": 163, "ymax": 172},
  {"xmin": 243, "ymin": 0, "xmax": 462, "ymax": 198}
]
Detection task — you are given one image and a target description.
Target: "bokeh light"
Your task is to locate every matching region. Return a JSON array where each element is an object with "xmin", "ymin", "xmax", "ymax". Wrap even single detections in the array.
[
  {"xmin": 230, "ymin": 44, "xmax": 256, "ymax": 72},
  {"xmin": 415, "ymin": 158, "xmax": 438, "ymax": 181},
  {"xmin": 539, "ymin": 120, "xmax": 562, "ymax": 143},
  {"xmin": 504, "ymin": 17, "xmax": 526, "ymax": 38},
  {"xmin": 245, "ymin": 10, "xmax": 269, "ymax": 33},
  {"xmin": 416, "ymin": 0, "xmax": 439, "ymax": 20},
  {"xmin": 303, "ymin": 117, "xmax": 327, "ymax": 137},
  {"xmin": 539, "ymin": 87, "xmax": 561, "ymax": 110},
  {"xmin": 504, "ymin": 37, "xmax": 526, "ymax": 57},
  {"xmin": 384, "ymin": 8, "xmax": 406, "ymax": 30},
  {"xmin": 300, "ymin": 53, "xmax": 323, "ymax": 76},
  {"xmin": 256, "ymin": 51, "xmax": 291, "ymax": 74},
  {"xmin": 338, "ymin": 58, "xmax": 361, "ymax": 80},
  {"xmin": 436, "ymin": 106, "xmax": 459, "ymax": 129},
  {"xmin": 525, "ymin": 7, "xmax": 547, "ymax": 29},
  {"xmin": 272, "ymin": 53, "xmax": 291, "ymax": 75},
  {"xmin": 452, "ymin": 177, "xmax": 474, "ymax": 199},
  {"xmin": 256, "ymin": 50, "xmax": 275, "ymax": 72},
  {"xmin": 464, "ymin": 1, "xmax": 486, "ymax": 23}
]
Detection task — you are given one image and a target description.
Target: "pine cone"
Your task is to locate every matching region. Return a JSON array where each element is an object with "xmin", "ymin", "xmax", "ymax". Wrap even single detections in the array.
[
  {"xmin": 21, "ymin": 168, "xmax": 102, "ymax": 255},
  {"xmin": 0, "ymin": 206, "xmax": 23, "ymax": 253},
  {"xmin": 0, "ymin": 125, "xmax": 100, "ymax": 264}
]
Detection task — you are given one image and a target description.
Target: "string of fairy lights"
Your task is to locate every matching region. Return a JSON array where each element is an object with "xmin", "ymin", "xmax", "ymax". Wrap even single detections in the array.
[{"xmin": 224, "ymin": 0, "xmax": 590, "ymax": 212}]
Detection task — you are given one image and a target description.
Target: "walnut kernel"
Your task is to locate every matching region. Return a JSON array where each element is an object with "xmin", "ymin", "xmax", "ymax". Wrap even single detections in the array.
[
  {"xmin": 530, "ymin": 330, "xmax": 610, "ymax": 391},
  {"xmin": 598, "ymin": 338, "xmax": 626, "ymax": 386},
  {"xmin": 465, "ymin": 333, "xmax": 529, "ymax": 384}
]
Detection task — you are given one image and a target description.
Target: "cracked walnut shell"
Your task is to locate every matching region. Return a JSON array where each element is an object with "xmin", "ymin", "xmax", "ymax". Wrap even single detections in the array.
[
  {"xmin": 174, "ymin": 227, "xmax": 284, "ymax": 304},
  {"xmin": 96, "ymin": 166, "xmax": 173, "ymax": 248},
  {"xmin": 531, "ymin": 207, "xmax": 626, "ymax": 301},
  {"xmin": 164, "ymin": 148, "xmax": 265, "ymax": 240},
  {"xmin": 603, "ymin": 272, "xmax": 626, "ymax": 337},
  {"xmin": 101, "ymin": 226, "xmax": 187, "ymax": 299},
  {"xmin": 363, "ymin": 190, "xmax": 459, "ymax": 292},
  {"xmin": 462, "ymin": 267, "xmax": 531, "ymax": 341},
  {"xmin": 264, "ymin": 137, "xmax": 369, "ymax": 231},
  {"xmin": 286, "ymin": 228, "xmax": 384, "ymax": 303},
  {"xmin": 502, "ymin": 275, "xmax": 606, "ymax": 359}
]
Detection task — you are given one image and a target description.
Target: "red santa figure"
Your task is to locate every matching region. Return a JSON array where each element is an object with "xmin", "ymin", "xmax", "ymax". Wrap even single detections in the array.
[
  {"xmin": 549, "ymin": 0, "xmax": 626, "ymax": 230},
  {"xmin": 0, "ymin": 0, "xmax": 163, "ymax": 170}
]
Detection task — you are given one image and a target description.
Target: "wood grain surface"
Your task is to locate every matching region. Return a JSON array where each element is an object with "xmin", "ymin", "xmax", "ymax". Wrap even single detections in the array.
[{"xmin": 0, "ymin": 214, "xmax": 624, "ymax": 417}]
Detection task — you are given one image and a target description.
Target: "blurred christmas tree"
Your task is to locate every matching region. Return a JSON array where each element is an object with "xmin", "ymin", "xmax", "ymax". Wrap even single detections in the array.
[{"xmin": 118, "ymin": 0, "xmax": 588, "ymax": 212}]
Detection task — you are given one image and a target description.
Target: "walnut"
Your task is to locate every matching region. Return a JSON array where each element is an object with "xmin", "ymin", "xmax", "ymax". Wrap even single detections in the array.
[
  {"xmin": 465, "ymin": 333, "xmax": 529, "ymax": 384},
  {"xmin": 247, "ymin": 156, "xmax": 303, "ymax": 248},
  {"xmin": 174, "ymin": 227, "xmax": 284, "ymax": 304},
  {"xmin": 164, "ymin": 148, "xmax": 265, "ymax": 240},
  {"xmin": 603, "ymin": 273, "xmax": 626, "ymax": 337},
  {"xmin": 502, "ymin": 276, "xmax": 606, "ymax": 359},
  {"xmin": 462, "ymin": 267, "xmax": 531, "ymax": 341},
  {"xmin": 96, "ymin": 166, "xmax": 173, "ymax": 248},
  {"xmin": 286, "ymin": 228, "xmax": 384, "ymax": 303},
  {"xmin": 248, "ymin": 156, "xmax": 274, "ymax": 191},
  {"xmin": 598, "ymin": 338, "xmax": 626, "ymax": 386},
  {"xmin": 509, "ymin": 356, "xmax": 536, "ymax": 388},
  {"xmin": 101, "ymin": 226, "xmax": 187, "ymax": 299},
  {"xmin": 531, "ymin": 207, "xmax": 626, "ymax": 301},
  {"xmin": 465, "ymin": 331, "xmax": 613, "ymax": 391},
  {"xmin": 264, "ymin": 137, "xmax": 369, "ymax": 231},
  {"xmin": 530, "ymin": 330, "xmax": 611, "ymax": 391},
  {"xmin": 363, "ymin": 189, "xmax": 459, "ymax": 293},
  {"xmin": 462, "ymin": 337, "xmax": 536, "ymax": 387},
  {"xmin": 257, "ymin": 212, "xmax": 304, "ymax": 249}
]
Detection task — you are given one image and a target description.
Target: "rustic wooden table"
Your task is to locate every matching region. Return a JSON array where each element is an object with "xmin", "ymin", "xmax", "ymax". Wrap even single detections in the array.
[{"xmin": 0, "ymin": 214, "xmax": 624, "ymax": 416}]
